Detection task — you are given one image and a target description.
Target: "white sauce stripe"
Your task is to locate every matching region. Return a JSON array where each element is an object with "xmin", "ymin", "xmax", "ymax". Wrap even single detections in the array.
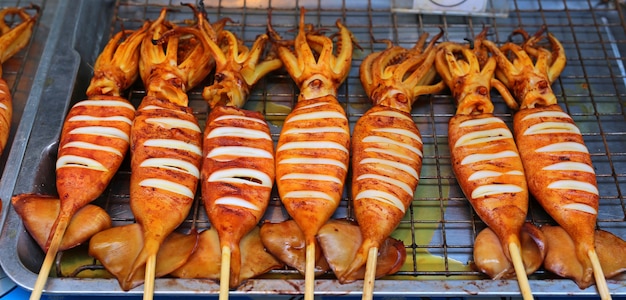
[
  {"xmin": 214, "ymin": 115, "xmax": 266, "ymax": 125},
  {"xmin": 0, "ymin": 103, "xmax": 7, "ymax": 110},
  {"xmin": 207, "ymin": 146, "xmax": 272, "ymax": 161},
  {"xmin": 75, "ymin": 100, "xmax": 135, "ymax": 111},
  {"xmin": 364, "ymin": 147, "xmax": 414, "ymax": 162},
  {"xmin": 68, "ymin": 115, "xmax": 132, "ymax": 125},
  {"xmin": 372, "ymin": 128, "xmax": 422, "ymax": 144},
  {"xmin": 214, "ymin": 197, "xmax": 261, "ymax": 211},
  {"xmin": 454, "ymin": 128, "xmax": 513, "ymax": 148},
  {"xmin": 280, "ymin": 173, "xmax": 342, "ymax": 184},
  {"xmin": 144, "ymin": 139, "xmax": 202, "ymax": 156},
  {"xmin": 207, "ymin": 127, "xmax": 271, "ymax": 140},
  {"xmin": 547, "ymin": 180, "xmax": 599, "ymax": 195},
  {"xmin": 283, "ymin": 126, "xmax": 347, "ymax": 135},
  {"xmin": 277, "ymin": 141, "xmax": 348, "ymax": 153},
  {"xmin": 139, "ymin": 178, "xmax": 194, "ymax": 199},
  {"xmin": 356, "ymin": 173, "xmax": 414, "ymax": 195},
  {"xmin": 283, "ymin": 190, "xmax": 335, "ymax": 203},
  {"xmin": 146, "ymin": 117, "xmax": 201, "ymax": 132},
  {"xmin": 461, "ymin": 150, "xmax": 518, "ymax": 165},
  {"xmin": 62, "ymin": 141, "xmax": 123, "ymax": 156},
  {"xmin": 562, "ymin": 203, "xmax": 597, "ymax": 215},
  {"xmin": 471, "ymin": 184, "xmax": 524, "ymax": 199},
  {"xmin": 208, "ymin": 168, "xmax": 272, "ymax": 188},
  {"xmin": 140, "ymin": 105, "xmax": 163, "ymax": 111},
  {"xmin": 140, "ymin": 158, "xmax": 200, "ymax": 178},
  {"xmin": 523, "ymin": 122, "xmax": 581, "ymax": 135},
  {"xmin": 370, "ymin": 110, "xmax": 412, "ymax": 122},
  {"xmin": 543, "ymin": 162, "xmax": 595, "ymax": 174},
  {"xmin": 459, "ymin": 117, "xmax": 504, "ymax": 127},
  {"xmin": 278, "ymin": 157, "xmax": 347, "ymax": 170},
  {"xmin": 354, "ymin": 190, "xmax": 405, "ymax": 213},
  {"xmin": 535, "ymin": 142, "xmax": 589, "ymax": 153},
  {"xmin": 297, "ymin": 102, "xmax": 327, "ymax": 110},
  {"xmin": 468, "ymin": 170, "xmax": 524, "ymax": 181},
  {"xmin": 56, "ymin": 155, "xmax": 107, "ymax": 171},
  {"xmin": 360, "ymin": 157, "xmax": 419, "ymax": 180},
  {"xmin": 69, "ymin": 126, "xmax": 129, "ymax": 142},
  {"xmin": 362, "ymin": 136, "xmax": 422, "ymax": 157},
  {"xmin": 521, "ymin": 110, "xmax": 572, "ymax": 121},
  {"xmin": 286, "ymin": 111, "xmax": 347, "ymax": 123}
]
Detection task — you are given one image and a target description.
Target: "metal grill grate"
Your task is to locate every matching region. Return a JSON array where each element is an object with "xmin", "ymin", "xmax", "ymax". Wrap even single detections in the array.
[{"xmin": 29, "ymin": 0, "xmax": 626, "ymax": 295}]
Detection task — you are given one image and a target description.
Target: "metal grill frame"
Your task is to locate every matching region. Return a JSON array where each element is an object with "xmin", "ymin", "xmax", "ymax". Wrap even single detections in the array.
[{"xmin": 0, "ymin": 0, "xmax": 625, "ymax": 297}]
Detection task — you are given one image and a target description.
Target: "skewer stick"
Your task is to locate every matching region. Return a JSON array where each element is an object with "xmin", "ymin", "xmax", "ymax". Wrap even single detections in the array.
[
  {"xmin": 304, "ymin": 243, "xmax": 315, "ymax": 300},
  {"xmin": 362, "ymin": 247, "xmax": 378, "ymax": 300},
  {"xmin": 588, "ymin": 249, "xmax": 612, "ymax": 300},
  {"xmin": 30, "ymin": 217, "xmax": 69, "ymax": 300},
  {"xmin": 143, "ymin": 254, "xmax": 156, "ymax": 300},
  {"xmin": 219, "ymin": 246, "xmax": 231, "ymax": 300},
  {"xmin": 508, "ymin": 242, "xmax": 533, "ymax": 300}
]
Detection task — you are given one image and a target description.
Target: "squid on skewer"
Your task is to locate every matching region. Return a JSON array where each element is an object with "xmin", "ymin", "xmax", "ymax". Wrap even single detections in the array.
[
  {"xmin": 28, "ymin": 23, "xmax": 147, "ymax": 300},
  {"xmin": 327, "ymin": 32, "xmax": 444, "ymax": 297},
  {"xmin": 195, "ymin": 26, "xmax": 283, "ymax": 294},
  {"xmin": 434, "ymin": 30, "xmax": 537, "ymax": 300},
  {"xmin": 264, "ymin": 8, "xmax": 354, "ymax": 299},
  {"xmin": 124, "ymin": 8, "xmax": 215, "ymax": 298},
  {"xmin": 483, "ymin": 28, "xmax": 611, "ymax": 299}
]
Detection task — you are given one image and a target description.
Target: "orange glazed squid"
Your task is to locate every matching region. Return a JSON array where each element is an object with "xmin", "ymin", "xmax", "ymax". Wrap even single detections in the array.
[
  {"xmin": 28, "ymin": 22, "xmax": 147, "ymax": 300},
  {"xmin": 264, "ymin": 8, "xmax": 354, "ymax": 299}
]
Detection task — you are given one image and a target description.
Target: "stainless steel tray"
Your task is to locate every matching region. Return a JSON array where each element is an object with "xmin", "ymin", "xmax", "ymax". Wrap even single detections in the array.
[{"xmin": 1, "ymin": 0, "xmax": 625, "ymax": 297}]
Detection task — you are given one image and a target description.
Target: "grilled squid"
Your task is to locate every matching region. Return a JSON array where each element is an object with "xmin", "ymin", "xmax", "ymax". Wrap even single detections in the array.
[
  {"xmin": 195, "ymin": 27, "xmax": 283, "ymax": 290},
  {"xmin": 483, "ymin": 27, "xmax": 611, "ymax": 298},
  {"xmin": 263, "ymin": 8, "xmax": 354, "ymax": 298},
  {"xmin": 27, "ymin": 20, "xmax": 146, "ymax": 300},
  {"xmin": 328, "ymin": 32, "xmax": 444, "ymax": 288}
]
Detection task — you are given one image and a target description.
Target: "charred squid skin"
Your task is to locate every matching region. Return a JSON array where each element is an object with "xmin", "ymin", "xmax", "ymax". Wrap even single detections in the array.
[
  {"xmin": 513, "ymin": 104, "xmax": 598, "ymax": 286},
  {"xmin": 275, "ymin": 95, "xmax": 350, "ymax": 243}
]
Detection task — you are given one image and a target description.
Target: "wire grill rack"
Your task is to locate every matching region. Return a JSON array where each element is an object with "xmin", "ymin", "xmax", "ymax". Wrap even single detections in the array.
[{"xmin": 4, "ymin": 0, "xmax": 626, "ymax": 297}]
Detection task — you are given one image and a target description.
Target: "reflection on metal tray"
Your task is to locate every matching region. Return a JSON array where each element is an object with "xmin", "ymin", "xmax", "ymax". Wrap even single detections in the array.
[{"xmin": 0, "ymin": 0, "xmax": 625, "ymax": 297}]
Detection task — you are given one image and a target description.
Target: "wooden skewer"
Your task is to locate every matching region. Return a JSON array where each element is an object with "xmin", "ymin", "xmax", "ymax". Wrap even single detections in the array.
[
  {"xmin": 304, "ymin": 243, "xmax": 315, "ymax": 300},
  {"xmin": 143, "ymin": 254, "xmax": 156, "ymax": 300},
  {"xmin": 362, "ymin": 247, "xmax": 378, "ymax": 300},
  {"xmin": 219, "ymin": 246, "xmax": 231, "ymax": 300},
  {"xmin": 508, "ymin": 242, "xmax": 533, "ymax": 300},
  {"xmin": 30, "ymin": 217, "xmax": 70, "ymax": 300},
  {"xmin": 588, "ymin": 249, "xmax": 612, "ymax": 300}
]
